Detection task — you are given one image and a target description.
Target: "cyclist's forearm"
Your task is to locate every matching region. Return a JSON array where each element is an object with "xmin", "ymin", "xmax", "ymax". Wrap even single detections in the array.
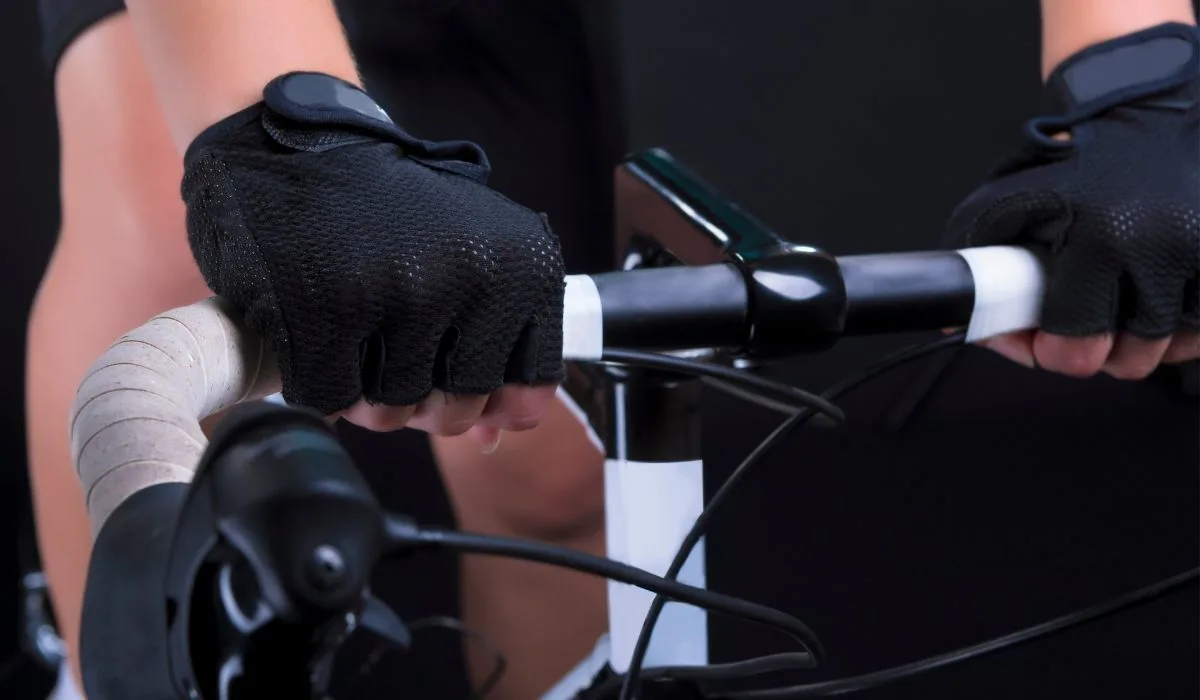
[
  {"xmin": 1039, "ymin": 0, "xmax": 1196, "ymax": 79},
  {"xmin": 123, "ymin": 0, "xmax": 361, "ymax": 151}
]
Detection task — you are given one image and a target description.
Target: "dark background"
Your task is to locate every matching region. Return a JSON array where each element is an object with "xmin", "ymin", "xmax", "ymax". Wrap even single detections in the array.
[{"xmin": 0, "ymin": 1, "xmax": 1196, "ymax": 698}]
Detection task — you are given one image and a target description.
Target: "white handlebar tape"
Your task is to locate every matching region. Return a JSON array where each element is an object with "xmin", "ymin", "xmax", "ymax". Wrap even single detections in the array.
[{"xmin": 70, "ymin": 298, "xmax": 280, "ymax": 534}]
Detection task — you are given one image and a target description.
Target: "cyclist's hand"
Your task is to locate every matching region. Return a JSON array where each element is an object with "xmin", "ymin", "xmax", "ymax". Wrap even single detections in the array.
[
  {"xmin": 947, "ymin": 23, "xmax": 1199, "ymax": 379},
  {"xmin": 182, "ymin": 72, "xmax": 565, "ymax": 435}
]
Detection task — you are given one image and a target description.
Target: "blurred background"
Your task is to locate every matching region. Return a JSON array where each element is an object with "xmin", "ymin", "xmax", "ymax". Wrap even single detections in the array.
[{"xmin": 0, "ymin": 1, "xmax": 1195, "ymax": 698}]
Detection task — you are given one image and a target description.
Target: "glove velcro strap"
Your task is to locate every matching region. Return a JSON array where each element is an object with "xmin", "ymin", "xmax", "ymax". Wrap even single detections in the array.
[
  {"xmin": 1044, "ymin": 22, "xmax": 1199, "ymax": 119},
  {"xmin": 185, "ymin": 72, "xmax": 492, "ymax": 184}
]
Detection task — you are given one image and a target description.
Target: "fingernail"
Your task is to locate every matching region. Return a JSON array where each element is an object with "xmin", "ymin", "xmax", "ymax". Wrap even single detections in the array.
[{"xmin": 481, "ymin": 431, "xmax": 503, "ymax": 454}]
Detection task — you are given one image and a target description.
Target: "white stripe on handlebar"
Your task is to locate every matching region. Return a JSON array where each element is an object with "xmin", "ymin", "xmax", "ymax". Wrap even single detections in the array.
[
  {"xmin": 955, "ymin": 246, "xmax": 1045, "ymax": 342},
  {"xmin": 563, "ymin": 274, "xmax": 604, "ymax": 360},
  {"xmin": 70, "ymin": 299, "xmax": 279, "ymax": 533}
]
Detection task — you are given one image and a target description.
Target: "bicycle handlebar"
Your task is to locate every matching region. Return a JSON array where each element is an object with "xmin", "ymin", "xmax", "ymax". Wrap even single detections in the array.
[{"xmin": 71, "ymin": 245, "xmax": 1043, "ymax": 535}]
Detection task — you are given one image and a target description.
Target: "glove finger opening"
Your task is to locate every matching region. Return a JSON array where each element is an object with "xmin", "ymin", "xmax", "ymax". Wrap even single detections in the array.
[
  {"xmin": 1038, "ymin": 253, "xmax": 1121, "ymax": 337},
  {"xmin": 435, "ymin": 317, "xmax": 560, "ymax": 396},
  {"xmin": 359, "ymin": 332, "xmax": 386, "ymax": 399},
  {"xmin": 1120, "ymin": 268, "xmax": 1192, "ymax": 339},
  {"xmin": 369, "ymin": 325, "xmax": 440, "ymax": 407},
  {"xmin": 1181, "ymin": 276, "xmax": 1200, "ymax": 330},
  {"xmin": 432, "ymin": 325, "xmax": 459, "ymax": 389},
  {"xmin": 504, "ymin": 321, "xmax": 542, "ymax": 385},
  {"xmin": 283, "ymin": 339, "xmax": 365, "ymax": 416},
  {"xmin": 505, "ymin": 318, "xmax": 565, "ymax": 387},
  {"xmin": 436, "ymin": 319, "xmax": 510, "ymax": 396}
]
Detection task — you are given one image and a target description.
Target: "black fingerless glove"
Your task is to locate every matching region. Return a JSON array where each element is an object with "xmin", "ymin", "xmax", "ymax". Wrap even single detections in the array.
[
  {"xmin": 182, "ymin": 72, "xmax": 566, "ymax": 414},
  {"xmin": 947, "ymin": 22, "xmax": 1200, "ymax": 339}
]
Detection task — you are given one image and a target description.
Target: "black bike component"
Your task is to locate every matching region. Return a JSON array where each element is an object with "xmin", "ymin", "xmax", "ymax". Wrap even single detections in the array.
[
  {"xmin": 162, "ymin": 402, "xmax": 405, "ymax": 699},
  {"xmin": 616, "ymin": 148, "xmax": 803, "ymax": 266},
  {"xmin": 81, "ymin": 482, "xmax": 189, "ymax": 700},
  {"xmin": 592, "ymin": 264, "xmax": 748, "ymax": 353},
  {"xmin": 839, "ymin": 252, "xmax": 976, "ymax": 334},
  {"xmin": 585, "ymin": 250, "xmax": 988, "ymax": 359},
  {"xmin": 602, "ymin": 365, "xmax": 704, "ymax": 463},
  {"xmin": 614, "ymin": 149, "xmax": 850, "ymax": 358},
  {"xmin": 745, "ymin": 252, "xmax": 846, "ymax": 355},
  {"xmin": 608, "ymin": 151, "xmax": 990, "ymax": 358}
]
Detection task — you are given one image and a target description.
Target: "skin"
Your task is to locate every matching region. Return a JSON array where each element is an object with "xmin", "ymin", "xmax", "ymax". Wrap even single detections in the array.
[{"xmin": 27, "ymin": 0, "xmax": 1197, "ymax": 698}]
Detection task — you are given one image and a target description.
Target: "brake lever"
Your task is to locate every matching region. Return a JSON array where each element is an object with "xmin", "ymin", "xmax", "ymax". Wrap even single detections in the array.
[{"xmin": 164, "ymin": 402, "xmax": 394, "ymax": 699}]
